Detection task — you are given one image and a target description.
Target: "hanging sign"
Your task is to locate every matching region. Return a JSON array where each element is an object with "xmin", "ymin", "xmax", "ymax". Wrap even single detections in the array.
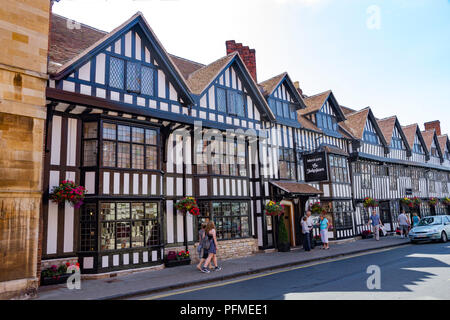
[{"xmin": 303, "ymin": 152, "xmax": 328, "ymax": 182}]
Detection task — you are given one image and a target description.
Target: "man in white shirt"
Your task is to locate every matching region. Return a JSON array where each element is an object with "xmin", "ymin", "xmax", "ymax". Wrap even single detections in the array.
[
  {"xmin": 305, "ymin": 210, "xmax": 314, "ymax": 248},
  {"xmin": 398, "ymin": 210, "xmax": 410, "ymax": 238}
]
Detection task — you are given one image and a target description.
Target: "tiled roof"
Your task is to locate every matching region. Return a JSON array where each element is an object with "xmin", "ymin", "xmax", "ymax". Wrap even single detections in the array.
[
  {"xmin": 377, "ymin": 116, "xmax": 397, "ymax": 145},
  {"xmin": 341, "ymin": 108, "xmax": 370, "ymax": 140},
  {"xmin": 49, "ymin": 13, "xmax": 107, "ymax": 73},
  {"xmin": 340, "ymin": 105, "xmax": 357, "ymax": 116},
  {"xmin": 259, "ymin": 73, "xmax": 287, "ymax": 97},
  {"xmin": 48, "ymin": 13, "xmax": 204, "ymax": 81},
  {"xmin": 270, "ymin": 181, "xmax": 323, "ymax": 195},
  {"xmin": 438, "ymin": 135, "xmax": 449, "ymax": 153},
  {"xmin": 322, "ymin": 145, "xmax": 349, "ymax": 157},
  {"xmin": 401, "ymin": 124, "xmax": 418, "ymax": 149},
  {"xmin": 186, "ymin": 53, "xmax": 237, "ymax": 94},
  {"xmin": 300, "ymin": 90, "xmax": 331, "ymax": 115},
  {"xmin": 296, "ymin": 113, "xmax": 322, "ymax": 133},
  {"xmin": 168, "ymin": 54, "xmax": 205, "ymax": 80},
  {"xmin": 421, "ymin": 130, "xmax": 436, "ymax": 151}
]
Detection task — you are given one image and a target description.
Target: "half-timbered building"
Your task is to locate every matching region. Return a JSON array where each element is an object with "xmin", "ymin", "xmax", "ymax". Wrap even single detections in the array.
[{"xmin": 41, "ymin": 12, "xmax": 450, "ymax": 276}]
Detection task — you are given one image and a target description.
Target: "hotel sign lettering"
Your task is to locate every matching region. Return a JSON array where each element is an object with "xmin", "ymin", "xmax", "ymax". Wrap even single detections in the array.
[{"xmin": 303, "ymin": 152, "xmax": 328, "ymax": 182}]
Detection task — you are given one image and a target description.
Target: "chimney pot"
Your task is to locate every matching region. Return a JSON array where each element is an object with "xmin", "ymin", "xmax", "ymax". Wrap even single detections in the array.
[
  {"xmin": 225, "ymin": 40, "xmax": 257, "ymax": 82},
  {"xmin": 424, "ymin": 120, "xmax": 441, "ymax": 136}
]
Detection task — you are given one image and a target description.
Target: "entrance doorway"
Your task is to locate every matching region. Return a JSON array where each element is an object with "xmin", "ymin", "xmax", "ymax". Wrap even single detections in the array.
[
  {"xmin": 379, "ymin": 201, "xmax": 392, "ymax": 231},
  {"xmin": 281, "ymin": 201, "xmax": 295, "ymax": 247}
]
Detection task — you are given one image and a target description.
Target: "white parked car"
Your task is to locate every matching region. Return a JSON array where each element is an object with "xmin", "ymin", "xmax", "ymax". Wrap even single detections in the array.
[{"xmin": 409, "ymin": 215, "xmax": 450, "ymax": 243}]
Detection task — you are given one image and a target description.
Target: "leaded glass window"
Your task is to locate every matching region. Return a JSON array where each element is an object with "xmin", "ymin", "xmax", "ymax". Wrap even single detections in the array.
[
  {"xmin": 216, "ymin": 87, "xmax": 227, "ymax": 112},
  {"xmin": 126, "ymin": 62, "xmax": 140, "ymax": 92},
  {"xmin": 109, "ymin": 57, "xmax": 125, "ymax": 89},
  {"xmin": 99, "ymin": 202, "xmax": 160, "ymax": 252},
  {"xmin": 141, "ymin": 66, "xmax": 154, "ymax": 96}
]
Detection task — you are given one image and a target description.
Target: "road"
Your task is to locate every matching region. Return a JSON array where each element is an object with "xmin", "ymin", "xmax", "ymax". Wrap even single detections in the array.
[{"xmin": 139, "ymin": 242, "xmax": 450, "ymax": 300}]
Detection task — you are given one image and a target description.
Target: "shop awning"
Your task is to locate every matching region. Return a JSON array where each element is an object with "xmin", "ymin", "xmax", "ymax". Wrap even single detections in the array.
[{"xmin": 270, "ymin": 181, "xmax": 323, "ymax": 196}]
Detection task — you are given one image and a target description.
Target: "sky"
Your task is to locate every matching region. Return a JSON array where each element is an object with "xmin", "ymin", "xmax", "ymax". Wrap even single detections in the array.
[{"xmin": 53, "ymin": 0, "xmax": 450, "ymax": 135}]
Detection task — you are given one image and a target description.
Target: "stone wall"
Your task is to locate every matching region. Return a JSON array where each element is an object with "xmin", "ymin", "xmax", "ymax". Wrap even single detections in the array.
[
  {"xmin": 167, "ymin": 238, "xmax": 259, "ymax": 264},
  {"xmin": 0, "ymin": 0, "xmax": 50, "ymax": 299}
]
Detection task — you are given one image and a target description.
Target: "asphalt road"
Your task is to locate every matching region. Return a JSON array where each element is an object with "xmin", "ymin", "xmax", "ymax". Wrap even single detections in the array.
[{"xmin": 141, "ymin": 242, "xmax": 450, "ymax": 300}]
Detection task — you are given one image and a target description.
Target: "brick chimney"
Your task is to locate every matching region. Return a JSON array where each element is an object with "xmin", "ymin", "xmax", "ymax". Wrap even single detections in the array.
[
  {"xmin": 293, "ymin": 81, "xmax": 304, "ymax": 97},
  {"xmin": 424, "ymin": 120, "xmax": 441, "ymax": 136},
  {"xmin": 226, "ymin": 40, "xmax": 257, "ymax": 82}
]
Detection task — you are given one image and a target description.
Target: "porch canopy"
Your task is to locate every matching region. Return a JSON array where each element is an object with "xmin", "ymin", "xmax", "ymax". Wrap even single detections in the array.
[{"xmin": 270, "ymin": 181, "xmax": 323, "ymax": 197}]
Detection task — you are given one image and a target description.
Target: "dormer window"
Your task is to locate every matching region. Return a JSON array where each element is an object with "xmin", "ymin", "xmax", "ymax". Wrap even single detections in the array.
[
  {"xmin": 363, "ymin": 119, "xmax": 380, "ymax": 145},
  {"xmin": 216, "ymin": 86, "xmax": 245, "ymax": 117},
  {"xmin": 315, "ymin": 101, "xmax": 339, "ymax": 133},
  {"xmin": 390, "ymin": 126, "xmax": 405, "ymax": 150},
  {"xmin": 269, "ymin": 98, "xmax": 297, "ymax": 121},
  {"xmin": 413, "ymin": 134, "xmax": 424, "ymax": 154}
]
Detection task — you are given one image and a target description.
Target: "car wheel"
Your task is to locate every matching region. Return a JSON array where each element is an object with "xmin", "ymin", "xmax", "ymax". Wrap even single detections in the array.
[{"xmin": 441, "ymin": 232, "xmax": 448, "ymax": 243}]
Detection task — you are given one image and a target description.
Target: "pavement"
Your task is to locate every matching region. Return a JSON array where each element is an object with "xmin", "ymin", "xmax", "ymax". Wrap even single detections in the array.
[{"xmin": 34, "ymin": 235, "xmax": 410, "ymax": 300}]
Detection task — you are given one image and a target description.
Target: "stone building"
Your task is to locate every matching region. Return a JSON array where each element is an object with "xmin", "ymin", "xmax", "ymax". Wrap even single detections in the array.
[{"xmin": 0, "ymin": 0, "xmax": 50, "ymax": 299}]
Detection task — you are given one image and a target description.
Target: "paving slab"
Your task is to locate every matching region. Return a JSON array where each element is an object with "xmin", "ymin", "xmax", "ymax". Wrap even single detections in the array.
[{"xmin": 34, "ymin": 236, "xmax": 410, "ymax": 300}]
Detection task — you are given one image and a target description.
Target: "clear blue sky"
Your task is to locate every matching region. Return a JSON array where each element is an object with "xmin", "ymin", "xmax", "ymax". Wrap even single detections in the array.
[{"xmin": 53, "ymin": 0, "xmax": 450, "ymax": 135}]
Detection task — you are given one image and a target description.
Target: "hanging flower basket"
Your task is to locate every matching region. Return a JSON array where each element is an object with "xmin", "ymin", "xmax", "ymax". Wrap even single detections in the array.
[
  {"xmin": 428, "ymin": 197, "xmax": 438, "ymax": 207},
  {"xmin": 309, "ymin": 202, "xmax": 327, "ymax": 215},
  {"xmin": 175, "ymin": 197, "xmax": 200, "ymax": 216},
  {"xmin": 443, "ymin": 197, "xmax": 450, "ymax": 206},
  {"xmin": 264, "ymin": 201, "xmax": 284, "ymax": 216},
  {"xmin": 400, "ymin": 197, "xmax": 413, "ymax": 209},
  {"xmin": 412, "ymin": 197, "xmax": 421, "ymax": 208},
  {"xmin": 363, "ymin": 197, "xmax": 378, "ymax": 208},
  {"xmin": 49, "ymin": 180, "xmax": 86, "ymax": 209}
]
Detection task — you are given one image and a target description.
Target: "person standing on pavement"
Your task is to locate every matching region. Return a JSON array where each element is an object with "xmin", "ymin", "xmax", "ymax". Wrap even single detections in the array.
[
  {"xmin": 318, "ymin": 211, "xmax": 330, "ymax": 249},
  {"xmin": 305, "ymin": 210, "xmax": 315, "ymax": 249},
  {"xmin": 398, "ymin": 210, "xmax": 410, "ymax": 238},
  {"xmin": 412, "ymin": 212, "xmax": 420, "ymax": 228},
  {"xmin": 368, "ymin": 210, "xmax": 383, "ymax": 241},
  {"xmin": 201, "ymin": 221, "xmax": 222, "ymax": 273},
  {"xmin": 301, "ymin": 216, "xmax": 311, "ymax": 252}
]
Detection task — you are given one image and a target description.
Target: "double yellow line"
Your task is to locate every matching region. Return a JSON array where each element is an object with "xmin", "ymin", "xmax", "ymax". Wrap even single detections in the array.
[{"xmin": 141, "ymin": 244, "xmax": 410, "ymax": 300}]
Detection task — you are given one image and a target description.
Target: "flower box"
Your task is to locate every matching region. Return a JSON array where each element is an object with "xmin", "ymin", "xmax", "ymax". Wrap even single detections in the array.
[
  {"xmin": 40, "ymin": 273, "xmax": 71, "ymax": 286},
  {"xmin": 164, "ymin": 258, "xmax": 191, "ymax": 268},
  {"xmin": 361, "ymin": 230, "xmax": 373, "ymax": 239}
]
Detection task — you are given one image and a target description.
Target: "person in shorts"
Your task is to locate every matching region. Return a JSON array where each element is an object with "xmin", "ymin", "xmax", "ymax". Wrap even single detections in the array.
[
  {"xmin": 398, "ymin": 210, "xmax": 410, "ymax": 238},
  {"xmin": 318, "ymin": 211, "xmax": 330, "ymax": 250}
]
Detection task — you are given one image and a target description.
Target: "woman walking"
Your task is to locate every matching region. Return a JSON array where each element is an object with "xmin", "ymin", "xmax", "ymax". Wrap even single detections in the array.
[
  {"xmin": 319, "ymin": 212, "xmax": 330, "ymax": 250},
  {"xmin": 201, "ymin": 221, "xmax": 222, "ymax": 273},
  {"xmin": 196, "ymin": 223, "xmax": 211, "ymax": 271}
]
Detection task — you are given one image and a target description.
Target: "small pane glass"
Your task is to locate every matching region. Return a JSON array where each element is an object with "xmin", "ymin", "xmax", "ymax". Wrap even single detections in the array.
[
  {"xmin": 145, "ymin": 203, "xmax": 158, "ymax": 219},
  {"xmin": 145, "ymin": 129, "xmax": 157, "ymax": 145},
  {"xmin": 116, "ymin": 222, "xmax": 130, "ymax": 249},
  {"xmin": 84, "ymin": 122, "xmax": 98, "ymax": 139},
  {"xmin": 103, "ymin": 141, "xmax": 116, "ymax": 167},
  {"xmin": 146, "ymin": 146, "xmax": 158, "ymax": 170},
  {"xmin": 102, "ymin": 123, "xmax": 116, "ymax": 140},
  {"xmin": 100, "ymin": 203, "xmax": 115, "ymax": 221},
  {"xmin": 117, "ymin": 203, "xmax": 130, "ymax": 220},
  {"xmin": 131, "ymin": 221, "xmax": 145, "ymax": 248},
  {"xmin": 118, "ymin": 125, "xmax": 131, "ymax": 142},
  {"xmin": 101, "ymin": 222, "xmax": 115, "ymax": 251},
  {"xmin": 117, "ymin": 143, "xmax": 130, "ymax": 168},
  {"xmin": 132, "ymin": 203, "xmax": 145, "ymax": 220}
]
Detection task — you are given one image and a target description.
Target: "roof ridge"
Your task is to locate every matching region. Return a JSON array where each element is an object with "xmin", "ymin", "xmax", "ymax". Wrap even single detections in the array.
[
  {"xmin": 187, "ymin": 52, "xmax": 236, "ymax": 82},
  {"xmin": 303, "ymin": 90, "xmax": 331, "ymax": 100},
  {"xmin": 168, "ymin": 53, "xmax": 205, "ymax": 68},
  {"xmin": 52, "ymin": 13, "xmax": 108, "ymax": 35}
]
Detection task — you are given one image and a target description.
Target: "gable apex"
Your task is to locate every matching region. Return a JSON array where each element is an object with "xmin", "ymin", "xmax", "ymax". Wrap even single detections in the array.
[{"xmin": 50, "ymin": 12, "xmax": 195, "ymax": 105}]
